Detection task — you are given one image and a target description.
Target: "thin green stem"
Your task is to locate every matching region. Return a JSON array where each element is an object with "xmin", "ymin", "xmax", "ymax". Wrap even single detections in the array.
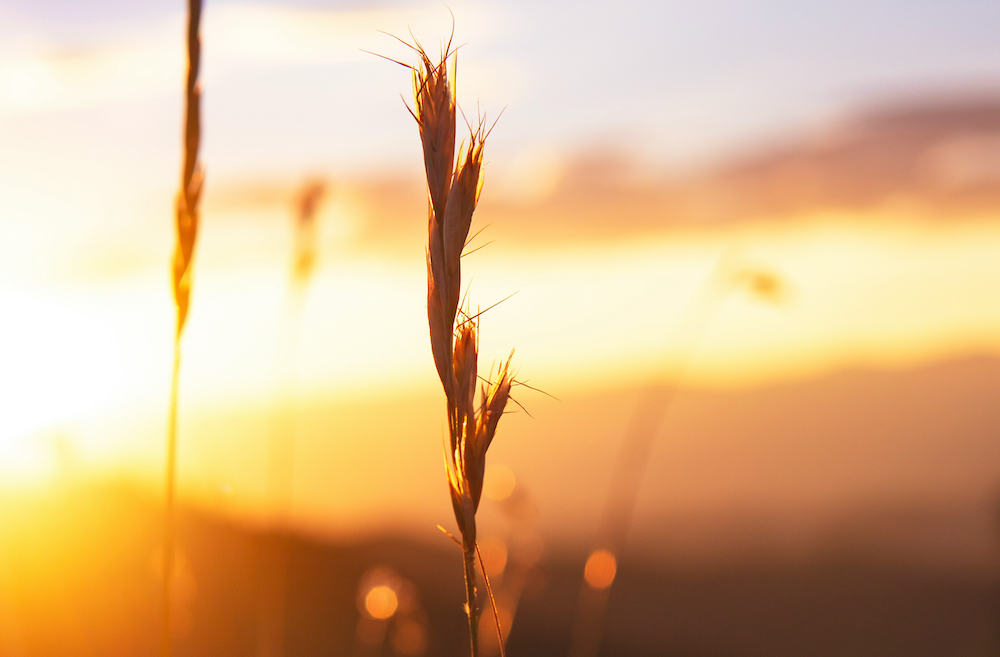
[
  {"xmin": 463, "ymin": 544, "xmax": 480, "ymax": 657},
  {"xmin": 163, "ymin": 336, "xmax": 181, "ymax": 657},
  {"xmin": 258, "ymin": 280, "xmax": 308, "ymax": 657},
  {"xmin": 569, "ymin": 250, "xmax": 749, "ymax": 657}
]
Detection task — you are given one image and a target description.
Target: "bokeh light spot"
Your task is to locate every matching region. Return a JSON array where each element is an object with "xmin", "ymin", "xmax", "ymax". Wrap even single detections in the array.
[
  {"xmin": 584, "ymin": 549, "xmax": 617, "ymax": 589},
  {"xmin": 365, "ymin": 585, "xmax": 398, "ymax": 619},
  {"xmin": 392, "ymin": 619, "xmax": 428, "ymax": 656},
  {"xmin": 483, "ymin": 463, "xmax": 516, "ymax": 501},
  {"xmin": 478, "ymin": 537, "xmax": 508, "ymax": 577}
]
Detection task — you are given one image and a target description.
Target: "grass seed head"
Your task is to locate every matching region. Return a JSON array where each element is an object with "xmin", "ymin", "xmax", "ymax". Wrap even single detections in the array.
[{"xmin": 407, "ymin": 26, "xmax": 515, "ymax": 570}]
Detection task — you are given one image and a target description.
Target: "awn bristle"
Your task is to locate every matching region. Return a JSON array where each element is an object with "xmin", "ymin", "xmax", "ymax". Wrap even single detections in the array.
[
  {"xmin": 407, "ymin": 36, "xmax": 512, "ymax": 657},
  {"xmin": 164, "ymin": 1, "xmax": 203, "ymax": 656}
]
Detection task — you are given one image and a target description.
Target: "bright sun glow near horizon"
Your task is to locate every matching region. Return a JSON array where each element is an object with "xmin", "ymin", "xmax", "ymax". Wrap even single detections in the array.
[{"xmin": 2, "ymin": 204, "xmax": 1000, "ymax": 498}]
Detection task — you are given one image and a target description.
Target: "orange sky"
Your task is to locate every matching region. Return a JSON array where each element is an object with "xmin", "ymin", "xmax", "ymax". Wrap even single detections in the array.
[
  {"xmin": 1, "ymin": 1, "xmax": 1000, "ymax": 555},
  {"xmin": 3, "ymin": 182, "xmax": 1000, "ymax": 543}
]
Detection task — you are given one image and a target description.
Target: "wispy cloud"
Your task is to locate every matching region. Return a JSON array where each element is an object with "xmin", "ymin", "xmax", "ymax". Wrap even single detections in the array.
[
  {"xmin": 0, "ymin": 31, "xmax": 177, "ymax": 113},
  {"xmin": 0, "ymin": 2, "xmax": 488, "ymax": 114}
]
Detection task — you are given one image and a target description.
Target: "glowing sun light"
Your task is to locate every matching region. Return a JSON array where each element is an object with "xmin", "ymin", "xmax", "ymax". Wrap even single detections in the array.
[{"xmin": 0, "ymin": 289, "xmax": 123, "ymax": 478}]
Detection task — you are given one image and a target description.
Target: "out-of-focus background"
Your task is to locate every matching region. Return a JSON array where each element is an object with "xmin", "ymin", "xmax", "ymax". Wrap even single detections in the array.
[{"xmin": 1, "ymin": 0, "xmax": 1000, "ymax": 655}]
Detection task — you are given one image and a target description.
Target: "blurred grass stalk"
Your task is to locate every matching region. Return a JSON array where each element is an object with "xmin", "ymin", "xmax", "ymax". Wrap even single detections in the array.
[
  {"xmin": 163, "ymin": 0, "xmax": 204, "ymax": 656},
  {"xmin": 257, "ymin": 180, "xmax": 327, "ymax": 657},
  {"xmin": 477, "ymin": 482, "xmax": 544, "ymax": 656},
  {"xmin": 568, "ymin": 250, "xmax": 787, "ymax": 657}
]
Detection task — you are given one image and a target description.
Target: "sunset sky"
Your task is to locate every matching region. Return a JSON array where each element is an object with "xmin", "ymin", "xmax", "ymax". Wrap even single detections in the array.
[{"xmin": 0, "ymin": 0, "xmax": 999, "ymax": 551}]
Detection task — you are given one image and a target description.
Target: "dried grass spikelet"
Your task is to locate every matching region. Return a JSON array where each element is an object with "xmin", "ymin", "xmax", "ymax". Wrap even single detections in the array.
[
  {"xmin": 412, "ymin": 37, "xmax": 456, "ymax": 238},
  {"xmin": 445, "ymin": 319, "xmax": 514, "ymax": 547},
  {"xmin": 428, "ymin": 132, "xmax": 485, "ymax": 398}
]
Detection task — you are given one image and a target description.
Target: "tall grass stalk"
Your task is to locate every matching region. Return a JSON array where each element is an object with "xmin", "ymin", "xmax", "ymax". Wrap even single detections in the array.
[
  {"xmin": 568, "ymin": 251, "xmax": 786, "ymax": 657},
  {"xmin": 257, "ymin": 180, "xmax": 326, "ymax": 657},
  {"xmin": 163, "ymin": 1, "xmax": 203, "ymax": 655},
  {"xmin": 396, "ymin": 33, "xmax": 514, "ymax": 657}
]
